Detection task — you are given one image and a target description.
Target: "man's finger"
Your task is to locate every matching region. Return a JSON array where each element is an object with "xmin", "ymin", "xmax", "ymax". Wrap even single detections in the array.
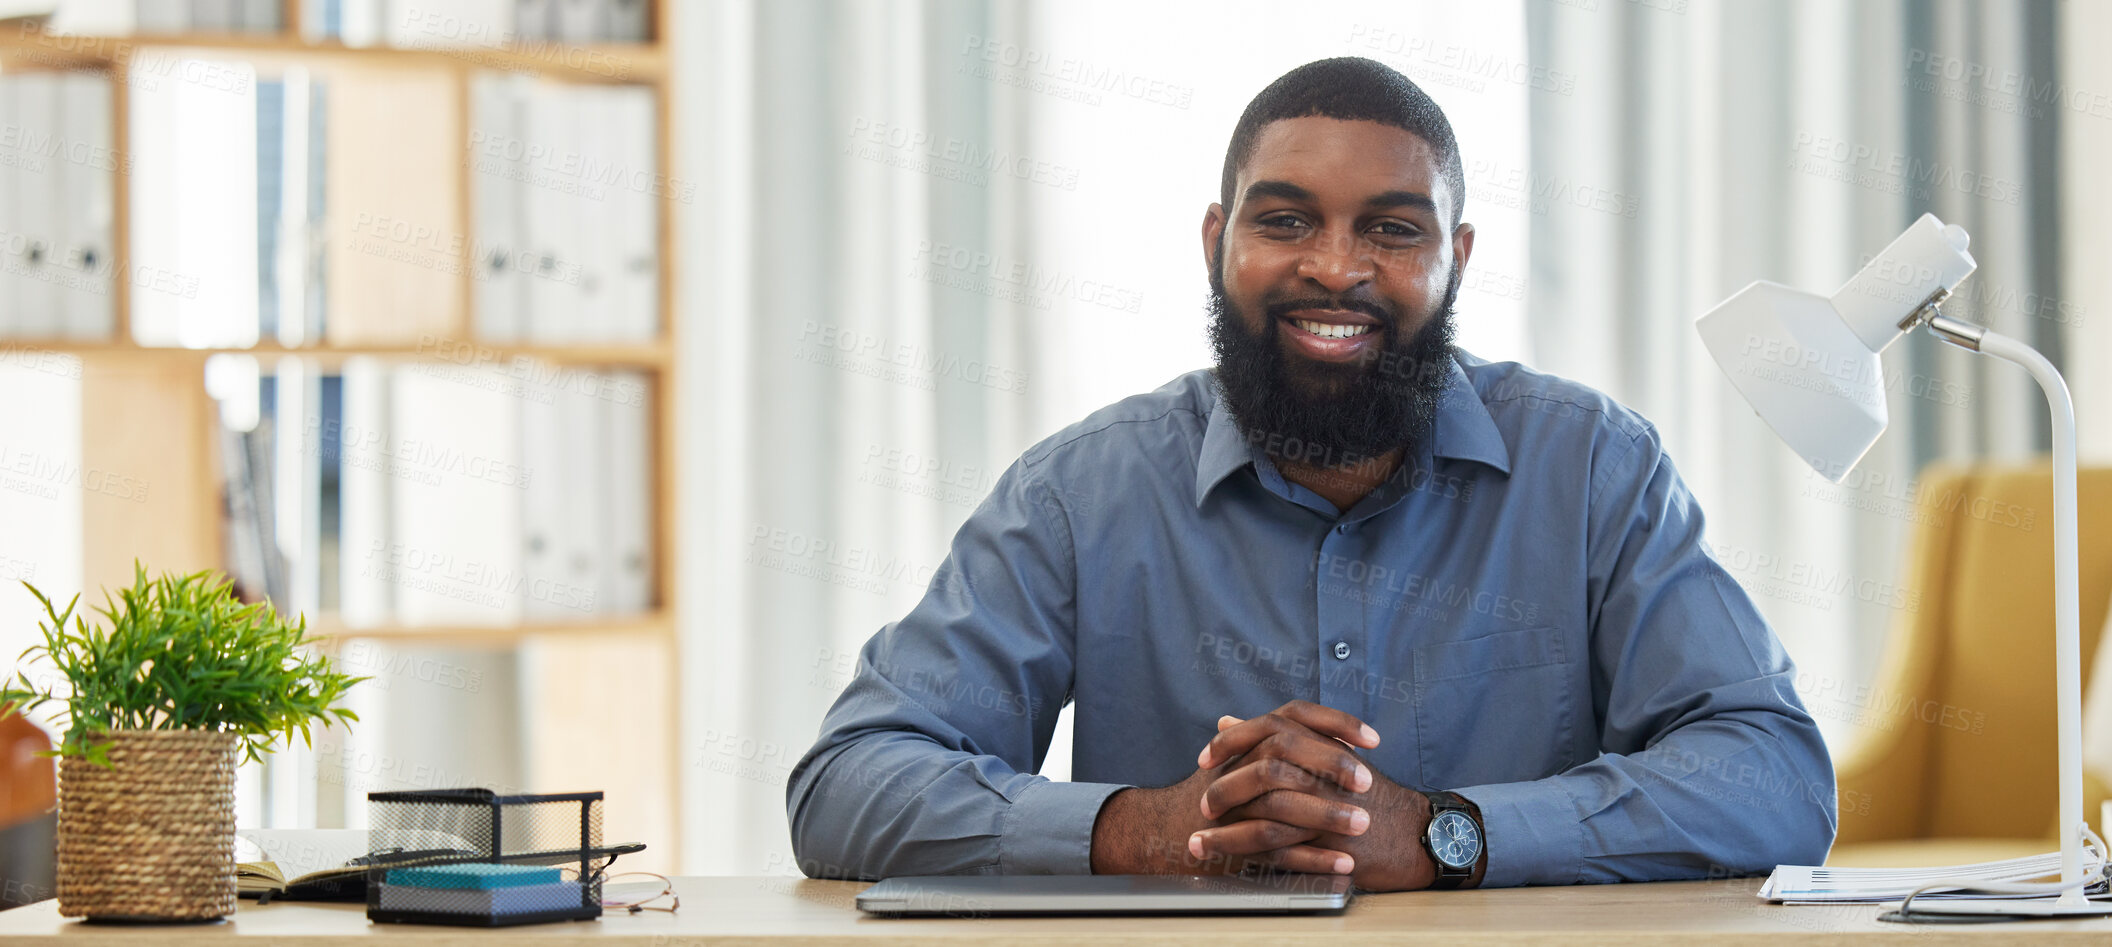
[
  {"xmin": 1189, "ymin": 818, "xmax": 1325, "ymax": 859},
  {"xmin": 1201, "ymin": 736, "xmax": 1371, "ymax": 818},
  {"xmin": 1247, "ymin": 844, "xmax": 1356, "ymax": 876},
  {"xmin": 1198, "ymin": 702, "xmax": 1380, "ymax": 771},
  {"xmin": 1214, "ymin": 786, "xmax": 1370, "ymax": 836}
]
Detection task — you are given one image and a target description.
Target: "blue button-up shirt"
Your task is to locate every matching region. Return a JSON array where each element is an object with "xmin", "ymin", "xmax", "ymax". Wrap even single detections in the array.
[{"xmin": 787, "ymin": 354, "xmax": 1836, "ymax": 887}]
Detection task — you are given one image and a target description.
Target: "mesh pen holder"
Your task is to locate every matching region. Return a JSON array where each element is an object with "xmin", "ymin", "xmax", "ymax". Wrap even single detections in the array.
[{"xmin": 365, "ymin": 789, "xmax": 604, "ymax": 927}]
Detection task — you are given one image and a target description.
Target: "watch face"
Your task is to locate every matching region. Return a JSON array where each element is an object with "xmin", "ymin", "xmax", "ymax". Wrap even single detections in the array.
[{"xmin": 1426, "ymin": 810, "xmax": 1482, "ymax": 869}]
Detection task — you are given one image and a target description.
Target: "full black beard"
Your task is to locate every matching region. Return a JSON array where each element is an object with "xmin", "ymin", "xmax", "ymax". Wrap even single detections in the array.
[{"xmin": 1206, "ymin": 255, "xmax": 1460, "ymax": 469}]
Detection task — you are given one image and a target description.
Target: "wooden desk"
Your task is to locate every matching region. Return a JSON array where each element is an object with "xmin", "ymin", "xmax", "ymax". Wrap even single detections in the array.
[{"xmin": 0, "ymin": 876, "xmax": 2105, "ymax": 944}]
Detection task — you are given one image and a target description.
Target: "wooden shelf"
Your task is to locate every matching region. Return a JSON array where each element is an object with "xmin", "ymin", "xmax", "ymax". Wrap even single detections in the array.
[
  {"xmin": 311, "ymin": 611, "xmax": 675, "ymax": 646},
  {"xmin": 0, "ymin": 27, "xmax": 663, "ymax": 83},
  {"xmin": 17, "ymin": 0, "xmax": 684, "ymax": 867},
  {"xmin": 19, "ymin": 340, "xmax": 671, "ymax": 368}
]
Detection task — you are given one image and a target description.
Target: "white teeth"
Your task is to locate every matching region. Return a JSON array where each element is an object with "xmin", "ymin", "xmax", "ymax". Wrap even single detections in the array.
[{"xmin": 1293, "ymin": 319, "xmax": 1373, "ymax": 340}]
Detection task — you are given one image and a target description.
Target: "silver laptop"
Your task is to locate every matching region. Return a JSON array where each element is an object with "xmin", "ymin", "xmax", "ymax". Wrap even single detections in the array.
[{"xmin": 855, "ymin": 873, "xmax": 1354, "ymax": 916}]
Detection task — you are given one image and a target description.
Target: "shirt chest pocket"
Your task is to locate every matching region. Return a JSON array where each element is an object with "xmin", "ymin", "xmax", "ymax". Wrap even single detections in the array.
[{"xmin": 1412, "ymin": 625, "xmax": 1576, "ymax": 789}]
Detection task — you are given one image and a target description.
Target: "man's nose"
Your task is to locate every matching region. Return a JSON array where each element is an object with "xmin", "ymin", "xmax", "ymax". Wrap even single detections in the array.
[{"xmin": 1294, "ymin": 227, "xmax": 1374, "ymax": 293}]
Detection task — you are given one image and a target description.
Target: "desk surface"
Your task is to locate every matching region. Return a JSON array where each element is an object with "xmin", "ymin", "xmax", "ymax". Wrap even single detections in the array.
[{"xmin": 0, "ymin": 876, "xmax": 2106, "ymax": 944}]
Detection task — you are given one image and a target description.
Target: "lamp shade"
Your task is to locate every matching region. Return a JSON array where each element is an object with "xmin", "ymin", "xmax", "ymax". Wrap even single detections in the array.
[
  {"xmin": 1696, "ymin": 281, "xmax": 1888, "ymax": 481},
  {"xmin": 1695, "ymin": 214, "xmax": 1978, "ymax": 482}
]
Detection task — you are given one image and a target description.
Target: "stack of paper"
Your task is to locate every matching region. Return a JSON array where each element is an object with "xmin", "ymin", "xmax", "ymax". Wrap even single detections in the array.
[{"xmin": 1760, "ymin": 850, "xmax": 2109, "ymax": 903}]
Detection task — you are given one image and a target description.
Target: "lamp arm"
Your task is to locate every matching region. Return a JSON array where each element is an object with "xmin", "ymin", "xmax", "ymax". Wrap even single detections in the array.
[{"xmin": 1934, "ymin": 320, "xmax": 2087, "ymax": 901}]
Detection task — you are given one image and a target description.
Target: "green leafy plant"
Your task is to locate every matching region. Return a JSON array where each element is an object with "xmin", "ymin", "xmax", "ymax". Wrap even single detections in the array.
[{"xmin": 0, "ymin": 564, "xmax": 367, "ymax": 766}]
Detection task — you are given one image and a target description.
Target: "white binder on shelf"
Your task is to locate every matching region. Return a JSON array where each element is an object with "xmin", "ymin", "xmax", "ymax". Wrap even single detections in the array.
[
  {"xmin": 386, "ymin": 0, "xmax": 513, "ymax": 49},
  {"xmin": 45, "ymin": 0, "xmax": 135, "ymax": 35},
  {"xmin": 517, "ymin": 369, "xmax": 569, "ymax": 620},
  {"xmin": 0, "ymin": 78, "xmax": 20, "ymax": 338},
  {"xmin": 469, "ymin": 74, "xmax": 526, "ymax": 342},
  {"xmin": 570, "ymin": 85, "xmax": 621, "ymax": 342},
  {"xmin": 13, "ymin": 73, "xmax": 62, "ymax": 339},
  {"xmin": 522, "ymin": 82, "xmax": 579, "ymax": 343},
  {"xmin": 133, "ymin": 1, "xmax": 189, "ymax": 32},
  {"xmin": 554, "ymin": 379, "xmax": 609, "ymax": 617},
  {"xmin": 57, "ymin": 73, "xmax": 116, "ymax": 340},
  {"xmin": 553, "ymin": 0, "xmax": 604, "ymax": 43},
  {"xmin": 337, "ymin": 0, "xmax": 383, "ymax": 46},
  {"xmin": 387, "ymin": 365, "xmax": 527, "ymax": 625},
  {"xmin": 337, "ymin": 358, "xmax": 394, "ymax": 629},
  {"xmin": 601, "ymin": 370, "xmax": 652, "ymax": 614},
  {"xmin": 598, "ymin": 84, "xmax": 658, "ymax": 342},
  {"xmin": 606, "ymin": 0, "xmax": 647, "ymax": 42},
  {"xmin": 238, "ymin": 0, "xmax": 283, "ymax": 32},
  {"xmin": 514, "ymin": 0, "xmax": 554, "ymax": 42},
  {"xmin": 193, "ymin": 0, "xmax": 237, "ymax": 32}
]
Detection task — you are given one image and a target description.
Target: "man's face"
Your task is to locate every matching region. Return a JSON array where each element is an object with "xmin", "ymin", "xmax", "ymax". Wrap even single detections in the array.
[{"xmin": 1205, "ymin": 116, "xmax": 1474, "ymax": 465}]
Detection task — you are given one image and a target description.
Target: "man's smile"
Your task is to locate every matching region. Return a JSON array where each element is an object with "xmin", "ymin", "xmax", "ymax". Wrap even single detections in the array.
[{"xmin": 1280, "ymin": 308, "xmax": 1383, "ymax": 361}]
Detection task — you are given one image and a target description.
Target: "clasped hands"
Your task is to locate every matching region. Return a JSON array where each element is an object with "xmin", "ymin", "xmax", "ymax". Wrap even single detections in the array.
[{"xmin": 1089, "ymin": 699, "xmax": 1448, "ymax": 892}]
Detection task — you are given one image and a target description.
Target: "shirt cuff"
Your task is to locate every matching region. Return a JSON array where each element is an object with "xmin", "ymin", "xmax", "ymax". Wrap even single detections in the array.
[
  {"xmin": 1451, "ymin": 779, "xmax": 1584, "ymax": 888},
  {"xmin": 997, "ymin": 779, "xmax": 1131, "ymax": 875}
]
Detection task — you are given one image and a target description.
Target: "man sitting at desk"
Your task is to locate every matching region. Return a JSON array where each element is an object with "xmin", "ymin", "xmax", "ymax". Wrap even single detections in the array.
[{"xmin": 786, "ymin": 57, "xmax": 1836, "ymax": 891}]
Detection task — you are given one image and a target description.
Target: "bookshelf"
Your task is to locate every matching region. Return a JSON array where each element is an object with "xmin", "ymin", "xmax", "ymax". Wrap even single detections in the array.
[{"xmin": 0, "ymin": 2, "xmax": 681, "ymax": 870}]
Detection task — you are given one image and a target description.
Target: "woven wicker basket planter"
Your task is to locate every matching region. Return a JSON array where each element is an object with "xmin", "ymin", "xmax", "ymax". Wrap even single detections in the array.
[{"xmin": 56, "ymin": 730, "xmax": 239, "ymax": 920}]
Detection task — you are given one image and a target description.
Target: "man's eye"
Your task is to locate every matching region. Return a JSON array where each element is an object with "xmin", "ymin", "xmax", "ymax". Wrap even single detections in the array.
[
  {"xmin": 1370, "ymin": 221, "xmax": 1419, "ymax": 239},
  {"xmin": 1260, "ymin": 215, "xmax": 1308, "ymax": 232}
]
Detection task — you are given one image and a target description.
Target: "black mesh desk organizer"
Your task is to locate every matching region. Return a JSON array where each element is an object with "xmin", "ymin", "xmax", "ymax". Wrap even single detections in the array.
[{"xmin": 365, "ymin": 789, "xmax": 604, "ymax": 926}]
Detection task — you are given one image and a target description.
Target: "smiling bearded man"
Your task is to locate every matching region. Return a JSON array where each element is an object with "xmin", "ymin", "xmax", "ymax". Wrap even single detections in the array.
[{"xmin": 788, "ymin": 56, "xmax": 1835, "ymax": 891}]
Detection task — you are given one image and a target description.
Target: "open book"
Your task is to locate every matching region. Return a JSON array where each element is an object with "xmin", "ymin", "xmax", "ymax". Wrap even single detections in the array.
[{"xmin": 236, "ymin": 829, "xmax": 481, "ymax": 902}]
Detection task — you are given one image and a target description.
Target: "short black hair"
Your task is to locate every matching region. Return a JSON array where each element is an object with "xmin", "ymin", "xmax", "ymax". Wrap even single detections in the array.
[{"xmin": 1219, "ymin": 57, "xmax": 1466, "ymax": 227}]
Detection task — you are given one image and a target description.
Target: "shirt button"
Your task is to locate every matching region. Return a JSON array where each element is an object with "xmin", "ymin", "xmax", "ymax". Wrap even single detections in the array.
[
  {"xmin": 1336, "ymin": 524, "xmax": 1350, "ymax": 534},
  {"xmin": 1333, "ymin": 641, "xmax": 1351, "ymax": 660}
]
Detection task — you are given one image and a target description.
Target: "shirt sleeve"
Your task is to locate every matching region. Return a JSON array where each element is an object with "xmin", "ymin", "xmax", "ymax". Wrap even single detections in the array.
[
  {"xmin": 1455, "ymin": 427, "xmax": 1838, "ymax": 887},
  {"xmin": 784, "ymin": 459, "xmax": 1131, "ymax": 879}
]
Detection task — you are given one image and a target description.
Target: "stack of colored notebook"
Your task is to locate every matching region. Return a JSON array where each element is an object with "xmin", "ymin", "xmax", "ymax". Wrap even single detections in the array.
[{"xmin": 375, "ymin": 863, "xmax": 586, "ymax": 919}]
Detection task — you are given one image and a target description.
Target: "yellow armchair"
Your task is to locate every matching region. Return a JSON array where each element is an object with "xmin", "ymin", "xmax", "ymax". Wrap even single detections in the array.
[{"xmin": 1827, "ymin": 462, "xmax": 2112, "ymax": 867}]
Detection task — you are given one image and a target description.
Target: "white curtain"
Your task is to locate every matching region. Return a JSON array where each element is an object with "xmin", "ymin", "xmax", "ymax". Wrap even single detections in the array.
[
  {"xmin": 1523, "ymin": 0, "xmax": 2070, "ymax": 748},
  {"xmin": 672, "ymin": 0, "xmax": 1044, "ymax": 874}
]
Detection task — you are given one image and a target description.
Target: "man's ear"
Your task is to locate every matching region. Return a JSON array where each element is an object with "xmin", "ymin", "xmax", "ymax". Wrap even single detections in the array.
[
  {"xmin": 1202, "ymin": 202, "xmax": 1227, "ymax": 274},
  {"xmin": 1452, "ymin": 221, "xmax": 1476, "ymax": 272}
]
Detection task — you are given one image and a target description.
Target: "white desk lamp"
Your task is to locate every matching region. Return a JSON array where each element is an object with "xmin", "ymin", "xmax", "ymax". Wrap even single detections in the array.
[{"xmin": 1697, "ymin": 213, "xmax": 2110, "ymax": 917}]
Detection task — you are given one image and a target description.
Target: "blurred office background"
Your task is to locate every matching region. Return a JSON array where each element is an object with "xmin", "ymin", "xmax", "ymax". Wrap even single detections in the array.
[{"xmin": 0, "ymin": 0, "xmax": 2108, "ymax": 882}]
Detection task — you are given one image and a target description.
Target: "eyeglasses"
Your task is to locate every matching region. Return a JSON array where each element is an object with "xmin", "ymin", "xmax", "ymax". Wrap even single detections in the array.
[
  {"xmin": 598, "ymin": 871, "xmax": 679, "ymax": 914},
  {"xmin": 560, "ymin": 864, "xmax": 680, "ymax": 914}
]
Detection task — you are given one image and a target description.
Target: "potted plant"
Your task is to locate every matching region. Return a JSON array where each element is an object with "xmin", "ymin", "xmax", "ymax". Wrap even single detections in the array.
[{"xmin": 0, "ymin": 565, "xmax": 364, "ymax": 921}]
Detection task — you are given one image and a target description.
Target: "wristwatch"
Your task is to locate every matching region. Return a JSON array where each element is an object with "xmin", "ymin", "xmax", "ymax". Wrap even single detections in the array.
[{"xmin": 1421, "ymin": 790, "xmax": 1483, "ymax": 889}]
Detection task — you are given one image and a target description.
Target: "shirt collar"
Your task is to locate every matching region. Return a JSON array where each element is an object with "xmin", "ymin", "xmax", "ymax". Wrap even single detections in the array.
[{"xmin": 1193, "ymin": 358, "xmax": 1512, "ymax": 509}]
